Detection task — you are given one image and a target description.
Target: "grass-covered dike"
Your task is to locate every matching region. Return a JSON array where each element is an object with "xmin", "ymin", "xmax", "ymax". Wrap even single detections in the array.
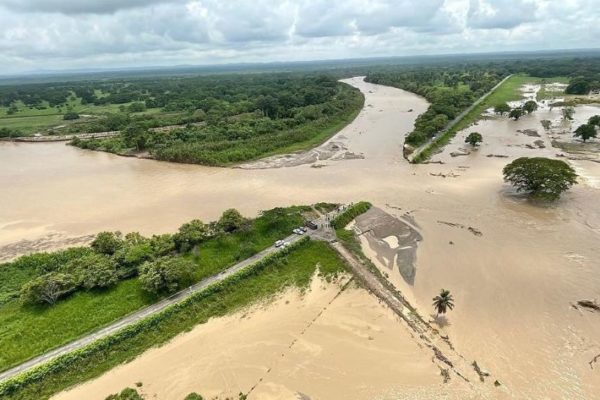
[{"xmin": 0, "ymin": 238, "xmax": 348, "ymax": 399}]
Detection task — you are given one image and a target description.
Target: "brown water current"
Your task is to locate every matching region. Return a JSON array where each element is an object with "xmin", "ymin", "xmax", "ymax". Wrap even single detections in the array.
[{"xmin": 2, "ymin": 77, "xmax": 600, "ymax": 399}]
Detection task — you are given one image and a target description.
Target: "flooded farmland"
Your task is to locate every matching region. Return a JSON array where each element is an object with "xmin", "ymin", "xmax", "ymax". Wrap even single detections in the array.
[{"xmin": 2, "ymin": 77, "xmax": 600, "ymax": 399}]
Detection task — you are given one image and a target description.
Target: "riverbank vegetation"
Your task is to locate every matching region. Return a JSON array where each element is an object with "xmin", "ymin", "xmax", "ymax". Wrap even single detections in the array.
[
  {"xmin": 0, "ymin": 206, "xmax": 312, "ymax": 372},
  {"xmin": 0, "ymin": 74, "xmax": 364, "ymax": 165},
  {"xmin": 364, "ymin": 56, "xmax": 600, "ymax": 162},
  {"xmin": 0, "ymin": 238, "xmax": 346, "ymax": 400},
  {"xmin": 365, "ymin": 65, "xmax": 504, "ymax": 148}
]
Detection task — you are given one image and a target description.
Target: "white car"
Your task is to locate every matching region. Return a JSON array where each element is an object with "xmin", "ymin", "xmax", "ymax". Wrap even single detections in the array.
[
  {"xmin": 275, "ymin": 240, "xmax": 284, "ymax": 247},
  {"xmin": 293, "ymin": 228, "xmax": 304, "ymax": 235}
]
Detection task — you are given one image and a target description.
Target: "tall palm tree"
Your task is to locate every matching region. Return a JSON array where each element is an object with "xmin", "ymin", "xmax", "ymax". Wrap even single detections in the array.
[{"xmin": 432, "ymin": 289, "xmax": 455, "ymax": 317}]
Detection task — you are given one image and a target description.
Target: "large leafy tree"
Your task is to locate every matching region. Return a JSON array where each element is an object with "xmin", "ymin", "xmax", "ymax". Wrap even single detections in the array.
[
  {"xmin": 67, "ymin": 253, "xmax": 119, "ymax": 289},
  {"xmin": 173, "ymin": 219, "xmax": 210, "ymax": 252},
  {"xmin": 432, "ymin": 289, "xmax": 454, "ymax": 317},
  {"xmin": 574, "ymin": 124, "xmax": 597, "ymax": 142},
  {"xmin": 139, "ymin": 257, "xmax": 194, "ymax": 294},
  {"xmin": 565, "ymin": 77, "xmax": 591, "ymax": 95},
  {"xmin": 218, "ymin": 208, "xmax": 246, "ymax": 233},
  {"xmin": 523, "ymin": 100, "xmax": 539, "ymax": 114},
  {"xmin": 503, "ymin": 157, "xmax": 578, "ymax": 201},
  {"xmin": 509, "ymin": 108, "xmax": 523, "ymax": 120},
  {"xmin": 494, "ymin": 103, "xmax": 511, "ymax": 116},
  {"xmin": 91, "ymin": 231, "xmax": 123, "ymax": 255},
  {"xmin": 588, "ymin": 115, "xmax": 600, "ymax": 126},
  {"xmin": 465, "ymin": 132, "xmax": 483, "ymax": 147},
  {"xmin": 20, "ymin": 273, "xmax": 77, "ymax": 305}
]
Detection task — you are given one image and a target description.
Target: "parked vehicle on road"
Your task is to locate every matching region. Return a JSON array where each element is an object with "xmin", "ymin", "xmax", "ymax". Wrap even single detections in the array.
[{"xmin": 275, "ymin": 240, "xmax": 284, "ymax": 247}]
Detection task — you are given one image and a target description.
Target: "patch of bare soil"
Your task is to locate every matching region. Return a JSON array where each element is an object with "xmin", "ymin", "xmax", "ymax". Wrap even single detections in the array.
[
  {"xmin": 236, "ymin": 141, "xmax": 364, "ymax": 169},
  {"xmin": 352, "ymin": 207, "xmax": 422, "ymax": 285}
]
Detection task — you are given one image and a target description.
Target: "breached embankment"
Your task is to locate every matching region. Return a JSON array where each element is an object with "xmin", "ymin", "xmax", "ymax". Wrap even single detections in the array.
[{"xmin": 2, "ymin": 77, "xmax": 600, "ymax": 399}]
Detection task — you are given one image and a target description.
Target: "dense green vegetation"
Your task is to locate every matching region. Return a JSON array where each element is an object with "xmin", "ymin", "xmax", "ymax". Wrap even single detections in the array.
[
  {"xmin": 465, "ymin": 132, "xmax": 483, "ymax": 147},
  {"xmin": 331, "ymin": 202, "xmax": 372, "ymax": 230},
  {"xmin": 0, "ymin": 206, "xmax": 308, "ymax": 371},
  {"xmin": 365, "ymin": 65, "xmax": 504, "ymax": 147},
  {"xmin": 0, "ymin": 239, "xmax": 346, "ymax": 400},
  {"xmin": 69, "ymin": 76, "xmax": 362, "ymax": 165},
  {"xmin": 364, "ymin": 56, "xmax": 600, "ymax": 162},
  {"xmin": 503, "ymin": 157, "xmax": 578, "ymax": 201},
  {"xmin": 0, "ymin": 73, "xmax": 364, "ymax": 165}
]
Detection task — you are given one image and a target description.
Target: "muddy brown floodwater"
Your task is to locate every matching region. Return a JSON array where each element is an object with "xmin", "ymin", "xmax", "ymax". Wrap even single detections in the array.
[{"xmin": 2, "ymin": 77, "xmax": 600, "ymax": 399}]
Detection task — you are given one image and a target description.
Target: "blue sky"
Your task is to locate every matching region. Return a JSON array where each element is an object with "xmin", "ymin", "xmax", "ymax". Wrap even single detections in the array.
[{"xmin": 0, "ymin": 0, "xmax": 598, "ymax": 74}]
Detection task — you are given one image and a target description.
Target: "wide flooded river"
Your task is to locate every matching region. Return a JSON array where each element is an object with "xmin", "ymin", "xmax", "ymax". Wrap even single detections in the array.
[{"xmin": 2, "ymin": 77, "xmax": 600, "ymax": 399}]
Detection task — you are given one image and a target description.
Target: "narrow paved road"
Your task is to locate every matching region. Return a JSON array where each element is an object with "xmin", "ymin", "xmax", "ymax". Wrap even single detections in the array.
[
  {"xmin": 407, "ymin": 74, "xmax": 513, "ymax": 162},
  {"xmin": 0, "ymin": 223, "xmax": 322, "ymax": 383}
]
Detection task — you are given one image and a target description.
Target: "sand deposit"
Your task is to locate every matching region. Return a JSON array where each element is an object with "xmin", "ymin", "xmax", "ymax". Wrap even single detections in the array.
[{"xmin": 2, "ymin": 77, "xmax": 599, "ymax": 399}]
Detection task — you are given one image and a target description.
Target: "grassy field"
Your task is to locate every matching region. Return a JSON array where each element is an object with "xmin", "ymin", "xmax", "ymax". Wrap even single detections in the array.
[
  {"xmin": 413, "ymin": 74, "xmax": 568, "ymax": 162},
  {"xmin": 0, "ymin": 239, "xmax": 347, "ymax": 400},
  {"xmin": 0, "ymin": 98, "xmax": 162, "ymax": 135},
  {"xmin": 0, "ymin": 207, "xmax": 307, "ymax": 372}
]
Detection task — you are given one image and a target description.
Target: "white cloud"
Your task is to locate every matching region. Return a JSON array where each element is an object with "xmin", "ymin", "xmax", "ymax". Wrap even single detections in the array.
[{"xmin": 0, "ymin": 0, "xmax": 597, "ymax": 74}]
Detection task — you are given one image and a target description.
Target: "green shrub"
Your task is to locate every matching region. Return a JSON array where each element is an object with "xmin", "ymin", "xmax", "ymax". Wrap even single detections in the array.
[
  {"xmin": 331, "ymin": 202, "xmax": 372, "ymax": 230},
  {"xmin": 148, "ymin": 234, "xmax": 176, "ymax": 257},
  {"xmin": 173, "ymin": 220, "xmax": 210, "ymax": 252},
  {"xmin": 105, "ymin": 387, "xmax": 143, "ymax": 400},
  {"xmin": 19, "ymin": 273, "xmax": 77, "ymax": 305},
  {"xmin": 139, "ymin": 257, "xmax": 195, "ymax": 294},
  {"xmin": 91, "ymin": 232, "xmax": 123, "ymax": 255},
  {"xmin": 217, "ymin": 208, "xmax": 246, "ymax": 233},
  {"xmin": 68, "ymin": 254, "xmax": 118, "ymax": 290},
  {"xmin": 184, "ymin": 393, "xmax": 204, "ymax": 400}
]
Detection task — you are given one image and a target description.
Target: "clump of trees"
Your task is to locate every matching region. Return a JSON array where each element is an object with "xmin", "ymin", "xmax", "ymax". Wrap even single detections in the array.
[
  {"xmin": 509, "ymin": 108, "xmax": 523, "ymax": 120},
  {"xmin": 523, "ymin": 100, "xmax": 538, "ymax": 114},
  {"xmin": 465, "ymin": 132, "xmax": 483, "ymax": 147},
  {"xmin": 502, "ymin": 157, "xmax": 578, "ymax": 201},
  {"xmin": 18, "ymin": 207, "xmax": 256, "ymax": 305},
  {"xmin": 366, "ymin": 65, "xmax": 504, "ymax": 147},
  {"xmin": 67, "ymin": 74, "xmax": 363, "ymax": 165},
  {"xmin": 574, "ymin": 124, "xmax": 598, "ymax": 142},
  {"xmin": 0, "ymin": 127, "xmax": 20, "ymax": 138},
  {"xmin": 63, "ymin": 112, "xmax": 80, "ymax": 120},
  {"xmin": 218, "ymin": 208, "xmax": 247, "ymax": 233},
  {"xmin": 139, "ymin": 257, "xmax": 194, "ymax": 294},
  {"xmin": 565, "ymin": 77, "xmax": 593, "ymax": 95},
  {"xmin": 494, "ymin": 103, "xmax": 511, "ymax": 116}
]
